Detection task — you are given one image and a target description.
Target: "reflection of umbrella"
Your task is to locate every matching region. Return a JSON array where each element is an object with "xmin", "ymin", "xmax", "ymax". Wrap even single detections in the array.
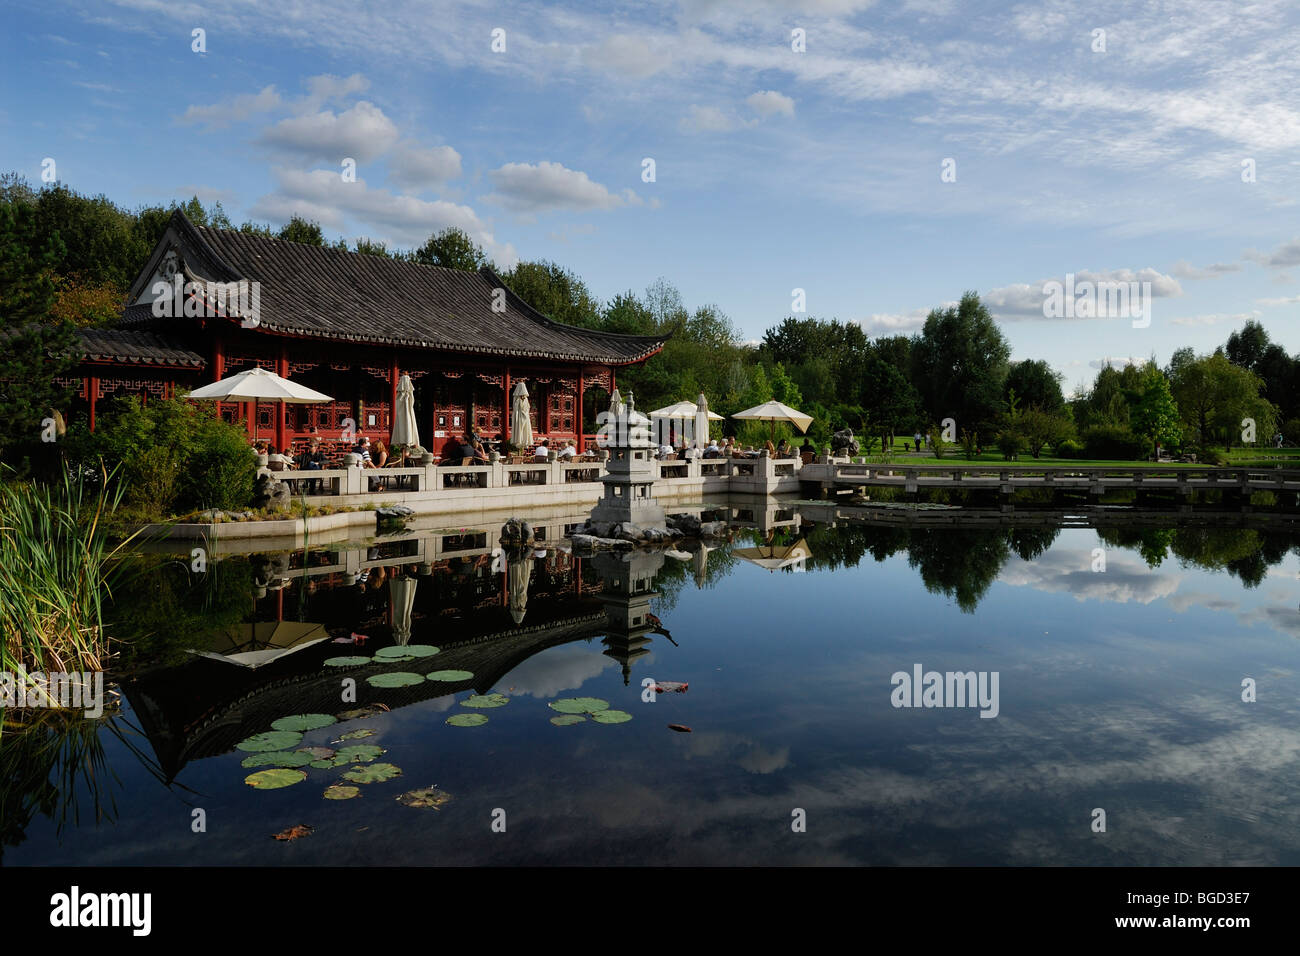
[
  {"xmin": 733, "ymin": 537, "xmax": 812, "ymax": 572},
  {"xmin": 389, "ymin": 575, "xmax": 418, "ymax": 645},
  {"xmin": 391, "ymin": 373, "xmax": 419, "ymax": 450},
  {"xmin": 731, "ymin": 400, "xmax": 813, "ymax": 442},
  {"xmin": 510, "ymin": 381, "xmax": 532, "ymax": 450},
  {"xmin": 692, "ymin": 544, "xmax": 711, "ymax": 589},
  {"xmin": 194, "ymin": 620, "xmax": 330, "ymax": 668},
  {"xmin": 188, "ymin": 367, "xmax": 333, "ymax": 443},
  {"xmin": 507, "ymin": 551, "xmax": 533, "ymax": 624}
]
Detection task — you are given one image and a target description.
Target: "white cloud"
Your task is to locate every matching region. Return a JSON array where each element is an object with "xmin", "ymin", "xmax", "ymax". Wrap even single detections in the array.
[
  {"xmin": 1171, "ymin": 259, "xmax": 1241, "ymax": 280},
  {"xmin": 250, "ymin": 167, "xmax": 517, "ymax": 267},
  {"xmin": 746, "ymin": 90, "xmax": 795, "ymax": 118},
  {"xmin": 984, "ymin": 268, "xmax": 1183, "ymax": 321},
  {"xmin": 178, "ymin": 85, "xmax": 282, "ymax": 129},
  {"xmin": 1245, "ymin": 238, "xmax": 1300, "ymax": 268},
  {"xmin": 257, "ymin": 100, "xmax": 400, "ymax": 164},
  {"xmin": 1256, "ymin": 294, "xmax": 1300, "ymax": 307},
  {"xmin": 680, "ymin": 104, "xmax": 755, "ymax": 133},
  {"xmin": 484, "ymin": 161, "xmax": 633, "ymax": 215},
  {"xmin": 387, "ymin": 143, "xmax": 463, "ymax": 191},
  {"xmin": 1168, "ymin": 311, "xmax": 1259, "ymax": 327},
  {"xmin": 581, "ymin": 34, "xmax": 671, "ymax": 78},
  {"xmin": 854, "ymin": 307, "xmax": 936, "ymax": 332}
]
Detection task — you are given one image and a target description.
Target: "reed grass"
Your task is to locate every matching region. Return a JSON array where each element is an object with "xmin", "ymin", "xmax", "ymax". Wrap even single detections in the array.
[{"xmin": 0, "ymin": 463, "xmax": 142, "ymax": 676}]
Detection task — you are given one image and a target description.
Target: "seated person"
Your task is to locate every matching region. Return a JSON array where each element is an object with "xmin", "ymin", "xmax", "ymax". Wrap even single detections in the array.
[
  {"xmin": 457, "ymin": 436, "xmax": 479, "ymax": 463},
  {"xmin": 800, "ymin": 438, "xmax": 815, "ymax": 457},
  {"xmin": 266, "ymin": 446, "xmax": 288, "ymax": 471},
  {"xmin": 777, "ymin": 438, "xmax": 791, "ymax": 457},
  {"xmin": 558, "ymin": 440, "xmax": 577, "ymax": 460},
  {"xmin": 658, "ymin": 441, "xmax": 674, "ymax": 459},
  {"xmin": 702, "ymin": 440, "xmax": 721, "ymax": 460},
  {"xmin": 533, "ymin": 439, "xmax": 550, "ymax": 461}
]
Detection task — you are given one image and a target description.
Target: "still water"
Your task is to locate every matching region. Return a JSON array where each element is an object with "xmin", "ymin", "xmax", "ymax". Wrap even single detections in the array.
[{"xmin": 6, "ymin": 502, "xmax": 1300, "ymax": 866}]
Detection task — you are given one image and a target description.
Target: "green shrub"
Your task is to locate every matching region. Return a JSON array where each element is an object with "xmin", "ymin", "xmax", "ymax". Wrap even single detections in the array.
[
  {"xmin": 997, "ymin": 430, "xmax": 1024, "ymax": 460},
  {"xmin": 926, "ymin": 426, "xmax": 947, "ymax": 458},
  {"xmin": 182, "ymin": 419, "xmax": 257, "ymax": 510},
  {"xmin": 959, "ymin": 429, "xmax": 979, "ymax": 460},
  {"xmin": 1055, "ymin": 438, "xmax": 1085, "ymax": 459},
  {"xmin": 1082, "ymin": 424, "xmax": 1147, "ymax": 461}
]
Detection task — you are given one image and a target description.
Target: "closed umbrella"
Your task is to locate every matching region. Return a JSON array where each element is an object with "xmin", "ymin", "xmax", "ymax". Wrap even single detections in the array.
[
  {"xmin": 388, "ymin": 575, "xmax": 418, "ymax": 645},
  {"xmin": 390, "ymin": 373, "xmax": 419, "ymax": 452},
  {"xmin": 510, "ymin": 381, "xmax": 532, "ymax": 451},
  {"xmin": 187, "ymin": 366, "xmax": 333, "ymax": 443},
  {"xmin": 507, "ymin": 550, "xmax": 532, "ymax": 624}
]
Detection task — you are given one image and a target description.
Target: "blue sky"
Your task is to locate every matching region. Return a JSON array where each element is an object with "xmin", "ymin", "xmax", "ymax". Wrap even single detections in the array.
[{"xmin": 3, "ymin": 0, "xmax": 1299, "ymax": 392}]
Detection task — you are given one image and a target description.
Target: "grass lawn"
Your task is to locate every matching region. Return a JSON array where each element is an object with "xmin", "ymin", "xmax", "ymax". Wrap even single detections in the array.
[{"xmin": 851, "ymin": 451, "xmax": 1210, "ymax": 468}]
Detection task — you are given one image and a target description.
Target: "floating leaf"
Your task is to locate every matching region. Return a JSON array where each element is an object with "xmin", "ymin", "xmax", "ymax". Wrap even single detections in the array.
[
  {"xmin": 366, "ymin": 672, "xmax": 423, "ymax": 688},
  {"xmin": 297, "ymin": 746, "xmax": 335, "ymax": 760},
  {"xmin": 397, "ymin": 787, "xmax": 453, "ymax": 810},
  {"xmin": 241, "ymin": 750, "xmax": 315, "ymax": 769},
  {"xmin": 591, "ymin": 710, "xmax": 632, "ymax": 724},
  {"xmin": 426, "ymin": 669, "xmax": 474, "ymax": 682},
  {"xmin": 236, "ymin": 730, "xmax": 303, "ymax": 753},
  {"xmin": 373, "ymin": 646, "xmax": 419, "ymax": 661},
  {"xmin": 271, "ymin": 713, "xmax": 337, "ymax": 732},
  {"xmin": 245, "ymin": 768, "xmax": 307, "ymax": 789},
  {"xmin": 667, "ymin": 724, "xmax": 692, "ymax": 733},
  {"xmin": 446, "ymin": 713, "xmax": 488, "ymax": 728},
  {"xmin": 462, "ymin": 693, "xmax": 509, "ymax": 709},
  {"xmin": 324, "ymin": 656, "xmax": 371, "ymax": 668},
  {"xmin": 311, "ymin": 756, "xmax": 350, "ymax": 769},
  {"xmin": 324, "ymin": 784, "xmax": 361, "ymax": 801},
  {"xmin": 335, "ymin": 728, "xmax": 376, "ymax": 741},
  {"xmin": 548, "ymin": 697, "xmax": 609, "ymax": 715},
  {"xmin": 549, "ymin": 714, "xmax": 586, "ymax": 727},
  {"xmin": 396, "ymin": 644, "xmax": 440, "ymax": 658},
  {"xmin": 335, "ymin": 744, "xmax": 386, "ymax": 763},
  {"xmin": 272, "ymin": 824, "xmax": 314, "ymax": 841},
  {"xmin": 343, "ymin": 762, "xmax": 403, "ymax": 784},
  {"xmin": 336, "ymin": 703, "xmax": 390, "ymax": 721}
]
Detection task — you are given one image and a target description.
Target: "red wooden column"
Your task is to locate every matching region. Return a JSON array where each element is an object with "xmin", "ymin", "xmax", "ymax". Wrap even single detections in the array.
[
  {"xmin": 389, "ymin": 355, "xmax": 399, "ymax": 443},
  {"xmin": 610, "ymin": 366, "xmax": 616, "ymax": 395},
  {"xmin": 88, "ymin": 376, "xmax": 98, "ymax": 432},
  {"xmin": 503, "ymin": 368, "xmax": 512, "ymax": 446},
  {"xmin": 275, "ymin": 347, "xmax": 288, "ymax": 450},
  {"xmin": 577, "ymin": 371, "xmax": 584, "ymax": 452},
  {"xmin": 211, "ymin": 335, "xmax": 225, "ymax": 426}
]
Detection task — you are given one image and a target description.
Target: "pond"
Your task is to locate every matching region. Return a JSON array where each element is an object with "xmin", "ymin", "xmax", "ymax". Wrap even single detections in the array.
[{"xmin": 6, "ymin": 501, "xmax": 1300, "ymax": 866}]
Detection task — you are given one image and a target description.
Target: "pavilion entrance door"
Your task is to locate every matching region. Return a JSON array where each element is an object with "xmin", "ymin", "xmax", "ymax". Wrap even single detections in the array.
[{"xmin": 428, "ymin": 377, "xmax": 469, "ymax": 458}]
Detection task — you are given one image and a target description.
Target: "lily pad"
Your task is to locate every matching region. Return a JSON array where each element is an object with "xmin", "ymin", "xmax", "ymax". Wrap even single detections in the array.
[
  {"xmin": 549, "ymin": 714, "xmax": 587, "ymax": 726},
  {"xmin": 324, "ymin": 784, "xmax": 361, "ymax": 801},
  {"xmin": 426, "ymin": 669, "xmax": 474, "ymax": 682},
  {"xmin": 591, "ymin": 709, "xmax": 632, "ymax": 724},
  {"xmin": 335, "ymin": 744, "xmax": 386, "ymax": 763},
  {"xmin": 311, "ymin": 755, "xmax": 351, "ymax": 769},
  {"xmin": 547, "ymin": 697, "xmax": 610, "ymax": 715},
  {"xmin": 343, "ymin": 762, "xmax": 403, "ymax": 784},
  {"xmin": 366, "ymin": 672, "xmax": 424, "ymax": 688},
  {"xmin": 446, "ymin": 713, "xmax": 488, "ymax": 728},
  {"xmin": 337, "ymin": 704, "xmax": 389, "ymax": 721},
  {"xmin": 397, "ymin": 787, "xmax": 453, "ymax": 810},
  {"xmin": 324, "ymin": 656, "xmax": 371, "ymax": 668},
  {"xmin": 241, "ymin": 750, "xmax": 315, "ymax": 769},
  {"xmin": 236, "ymin": 730, "xmax": 303, "ymax": 753},
  {"xmin": 244, "ymin": 768, "xmax": 307, "ymax": 790},
  {"xmin": 271, "ymin": 713, "xmax": 337, "ymax": 732},
  {"xmin": 373, "ymin": 646, "xmax": 419, "ymax": 661},
  {"xmin": 395, "ymin": 644, "xmax": 440, "ymax": 658},
  {"xmin": 296, "ymin": 746, "xmax": 335, "ymax": 759},
  {"xmin": 461, "ymin": 693, "xmax": 509, "ymax": 709},
  {"xmin": 335, "ymin": 728, "xmax": 376, "ymax": 741}
]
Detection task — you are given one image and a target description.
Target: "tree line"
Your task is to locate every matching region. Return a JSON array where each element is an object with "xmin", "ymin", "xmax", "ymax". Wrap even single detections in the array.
[{"xmin": 2, "ymin": 172, "xmax": 1295, "ymax": 467}]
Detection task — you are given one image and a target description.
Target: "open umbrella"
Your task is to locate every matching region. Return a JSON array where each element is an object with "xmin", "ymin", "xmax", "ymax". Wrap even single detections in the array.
[
  {"xmin": 193, "ymin": 620, "xmax": 330, "ymax": 669},
  {"xmin": 187, "ymin": 366, "xmax": 333, "ymax": 443},
  {"xmin": 390, "ymin": 372, "xmax": 419, "ymax": 452},
  {"xmin": 510, "ymin": 381, "xmax": 532, "ymax": 451},
  {"xmin": 731, "ymin": 400, "xmax": 813, "ymax": 443},
  {"xmin": 647, "ymin": 397, "xmax": 722, "ymax": 447},
  {"xmin": 733, "ymin": 537, "xmax": 812, "ymax": 572}
]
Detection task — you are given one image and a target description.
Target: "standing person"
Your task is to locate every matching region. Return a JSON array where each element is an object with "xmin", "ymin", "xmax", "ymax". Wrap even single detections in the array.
[{"xmin": 914, "ymin": 431, "xmax": 924, "ymax": 453}]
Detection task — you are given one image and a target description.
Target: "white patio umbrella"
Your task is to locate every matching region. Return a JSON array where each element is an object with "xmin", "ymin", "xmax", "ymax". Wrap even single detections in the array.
[
  {"xmin": 187, "ymin": 366, "xmax": 333, "ymax": 443},
  {"xmin": 507, "ymin": 550, "xmax": 533, "ymax": 624},
  {"xmin": 731, "ymin": 400, "xmax": 813, "ymax": 442},
  {"xmin": 734, "ymin": 538, "xmax": 812, "ymax": 572},
  {"xmin": 388, "ymin": 575, "xmax": 418, "ymax": 645},
  {"xmin": 193, "ymin": 620, "xmax": 330, "ymax": 669},
  {"xmin": 390, "ymin": 373, "xmax": 419, "ymax": 452},
  {"xmin": 510, "ymin": 381, "xmax": 532, "ymax": 451},
  {"xmin": 647, "ymin": 398, "xmax": 722, "ymax": 447},
  {"xmin": 695, "ymin": 392, "xmax": 716, "ymax": 450}
]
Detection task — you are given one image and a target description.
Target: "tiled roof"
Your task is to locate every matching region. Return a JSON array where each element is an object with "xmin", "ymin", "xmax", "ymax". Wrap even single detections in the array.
[
  {"xmin": 122, "ymin": 211, "xmax": 667, "ymax": 365},
  {"xmin": 76, "ymin": 328, "xmax": 206, "ymax": 368}
]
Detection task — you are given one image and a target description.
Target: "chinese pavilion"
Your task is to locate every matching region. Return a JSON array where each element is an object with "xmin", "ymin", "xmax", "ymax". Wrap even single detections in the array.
[{"xmin": 60, "ymin": 211, "xmax": 666, "ymax": 455}]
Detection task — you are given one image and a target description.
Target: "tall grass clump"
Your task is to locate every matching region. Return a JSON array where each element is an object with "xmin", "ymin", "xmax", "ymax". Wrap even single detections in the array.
[{"xmin": 0, "ymin": 464, "xmax": 141, "ymax": 675}]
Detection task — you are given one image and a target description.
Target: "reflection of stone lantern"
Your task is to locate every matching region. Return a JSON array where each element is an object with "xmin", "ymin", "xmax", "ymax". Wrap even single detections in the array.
[{"xmin": 593, "ymin": 550, "xmax": 666, "ymax": 685}]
